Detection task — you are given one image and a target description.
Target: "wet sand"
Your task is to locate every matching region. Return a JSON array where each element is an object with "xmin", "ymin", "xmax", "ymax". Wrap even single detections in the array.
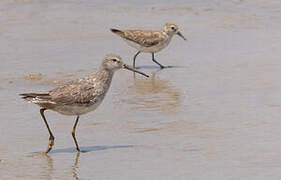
[{"xmin": 1, "ymin": 0, "xmax": 281, "ymax": 179}]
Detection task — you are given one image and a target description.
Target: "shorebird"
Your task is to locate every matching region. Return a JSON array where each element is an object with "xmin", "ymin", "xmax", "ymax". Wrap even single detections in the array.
[
  {"xmin": 20, "ymin": 54, "xmax": 149, "ymax": 154},
  {"xmin": 111, "ymin": 23, "xmax": 186, "ymax": 69}
]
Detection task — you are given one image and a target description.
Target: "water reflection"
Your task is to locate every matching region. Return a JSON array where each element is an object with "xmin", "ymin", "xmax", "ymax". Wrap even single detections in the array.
[
  {"xmin": 125, "ymin": 69, "xmax": 182, "ymax": 112},
  {"xmin": 31, "ymin": 145, "xmax": 134, "ymax": 154},
  {"xmin": 72, "ymin": 152, "xmax": 80, "ymax": 180},
  {"xmin": 27, "ymin": 153, "xmax": 54, "ymax": 180},
  {"xmin": 42, "ymin": 154, "xmax": 54, "ymax": 180},
  {"xmin": 28, "ymin": 152, "xmax": 81, "ymax": 180}
]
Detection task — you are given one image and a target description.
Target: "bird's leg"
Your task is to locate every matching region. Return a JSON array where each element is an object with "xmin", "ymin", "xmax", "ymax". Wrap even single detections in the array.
[
  {"xmin": 40, "ymin": 108, "xmax": 55, "ymax": 154},
  {"xmin": 72, "ymin": 116, "xmax": 80, "ymax": 152},
  {"xmin": 133, "ymin": 51, "xmax": 141, "ymax": 69},
  {"xmin": 152, "ymin": 53, "xmax": 165, "ymax": 69}
]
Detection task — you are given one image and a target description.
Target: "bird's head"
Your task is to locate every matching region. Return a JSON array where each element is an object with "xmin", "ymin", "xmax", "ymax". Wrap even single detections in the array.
[
  {"xmin": 102, "ymin": 54, "xmax": 149, "ymax": 77},
  {"xmin": 163, "ymin": 23, "xmax": 186, "ymax": 40}
]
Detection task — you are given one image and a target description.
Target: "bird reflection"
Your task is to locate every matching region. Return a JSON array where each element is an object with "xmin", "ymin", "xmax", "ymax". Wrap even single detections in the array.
[
  {"xmin": 42, "ymin": 154, "xmax": 54, "ymax": 180},
  {"xmin": 27, "ymin": 153, "xmax": 54, "ymax": 180},
  {"xmin": 127, "ymin": 69, "xmax": 181, "ymax": 112},
  {"xmin": 72, "ymin": 152, "xmax": 80, "ymax": 180},
  {"xmin": 28, "ymin": 152, "xmax": 81, "ymax": 180}
]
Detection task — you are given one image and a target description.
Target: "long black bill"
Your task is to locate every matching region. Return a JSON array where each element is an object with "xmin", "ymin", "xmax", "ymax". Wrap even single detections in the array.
[
  {"xmin": 177, "ymin": 31, "xmax": 187, "ymax": 40},
  {"xmin": 123, "ymin": 64, "xmax": 149, "ymax": 77}
]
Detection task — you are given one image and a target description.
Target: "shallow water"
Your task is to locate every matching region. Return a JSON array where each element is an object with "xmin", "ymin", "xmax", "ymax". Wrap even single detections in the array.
[{"xmin": 1, "ymin": 0, "xmax": 281, "ymax": 179}]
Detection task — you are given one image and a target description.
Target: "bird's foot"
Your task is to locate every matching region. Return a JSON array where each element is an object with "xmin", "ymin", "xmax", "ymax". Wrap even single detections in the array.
[{"xmin": 44, "ymin": 137, "xmax": 54, "ymax": 154}]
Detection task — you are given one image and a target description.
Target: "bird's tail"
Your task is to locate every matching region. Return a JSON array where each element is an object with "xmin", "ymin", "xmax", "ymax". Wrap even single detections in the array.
[
  {"xmin": 110, "ymin": 28, "xmax": 124, "ymax": 36},
  {"xmin": 19, "ymin": 93, "xmax": 51, "ymax": 102}
]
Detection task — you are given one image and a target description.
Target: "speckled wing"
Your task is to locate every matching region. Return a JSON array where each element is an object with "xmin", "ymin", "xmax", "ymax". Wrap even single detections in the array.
[
  {"xmin": 20, "ymin": 80, "xmax": 99, "ymax": 106},
  {"xmin": 49, "ymin": 80, "xmax": 98, "ymax": 105},
  {"xmin": 112, "ymin": 29, "xmax": 165, "ymax": 47}
]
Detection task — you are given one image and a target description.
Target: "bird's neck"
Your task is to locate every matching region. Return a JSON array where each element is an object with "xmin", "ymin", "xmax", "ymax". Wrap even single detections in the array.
[
  {"xmin": 81, "ymin": 68, "xmax": 114, "ymax": 100},
  {"xmin": 86, "ymin": 68, "xmax": 114, "ymax": 86},
  {"xmin": 96, "ymin": 67, "xmax": 114, "ymax": 82},
  {"xmin": 162, "ymin": 31, "xmax": 174, "ymax": 38}
]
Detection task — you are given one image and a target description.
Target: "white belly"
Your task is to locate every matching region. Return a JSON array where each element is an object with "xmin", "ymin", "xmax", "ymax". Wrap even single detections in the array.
[
  {"xmin": 124, "ymin": 37, "xmax": 172, "ymax": 53},
  {"xmin": 52, "ymin": 100, "xmax": 102, "ymax": 116}
]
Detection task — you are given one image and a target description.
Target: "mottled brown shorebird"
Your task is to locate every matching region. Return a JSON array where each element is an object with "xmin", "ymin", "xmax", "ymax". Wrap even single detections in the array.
[
  {"xmin": 20, "ymin": 54, "xmax": 149, "ymax": 154},
  {"xmin": 111, "ymin": 23, "xmax": 186, "ymax": 69}
]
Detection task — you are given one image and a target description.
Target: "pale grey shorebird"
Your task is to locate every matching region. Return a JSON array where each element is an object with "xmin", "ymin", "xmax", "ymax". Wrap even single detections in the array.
[
  {"xmin": 20, "ymin": 54, "xmax": 149, "ymax": 154},
  {"xmin": 110, "ymin": 23, "xmax": 186, "ymax": 69}
]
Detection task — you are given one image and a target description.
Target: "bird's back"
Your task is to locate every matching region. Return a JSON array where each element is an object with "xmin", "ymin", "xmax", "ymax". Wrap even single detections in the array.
[{"xmin": 111, "ymin": 29, "xmax": 167, "ymax": 48}]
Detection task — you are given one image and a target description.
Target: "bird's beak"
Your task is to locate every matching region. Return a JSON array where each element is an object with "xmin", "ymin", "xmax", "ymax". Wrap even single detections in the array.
[
  {"xmin": 177, "ymin": 31, "xmax": 187, "ymax": 40},
  {"xmin": 123, "ymin": 64, "xmax": 149, "ymax": 77}
]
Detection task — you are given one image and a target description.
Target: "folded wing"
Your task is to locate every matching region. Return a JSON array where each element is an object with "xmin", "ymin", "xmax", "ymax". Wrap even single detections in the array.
[{"xmin": 111, "ymin": 29, "xmax": 165, "ymax": 47}]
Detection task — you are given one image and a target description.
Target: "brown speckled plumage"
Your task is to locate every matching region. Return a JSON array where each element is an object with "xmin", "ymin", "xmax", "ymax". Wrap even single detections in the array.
[
  {"xmin": 21, "ymin": 61, "xmax": 114, "ymax": 115},
  {"xmin": 111, "ymin": 23, "xmax": 186, "ymax": 68},
  {"xmin": 111, "ymin": 29, "xmax": 166, "ymax": 47}
]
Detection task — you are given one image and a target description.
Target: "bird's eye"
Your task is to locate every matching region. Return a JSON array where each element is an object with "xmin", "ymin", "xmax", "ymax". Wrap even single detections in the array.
[
  {"xmin": 112, "ymin": 59, "xmax": 118, "ymax": 62},
  {"xmin": 171, "ymin": 26, "xmax": 176, "ymax": 30}
]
